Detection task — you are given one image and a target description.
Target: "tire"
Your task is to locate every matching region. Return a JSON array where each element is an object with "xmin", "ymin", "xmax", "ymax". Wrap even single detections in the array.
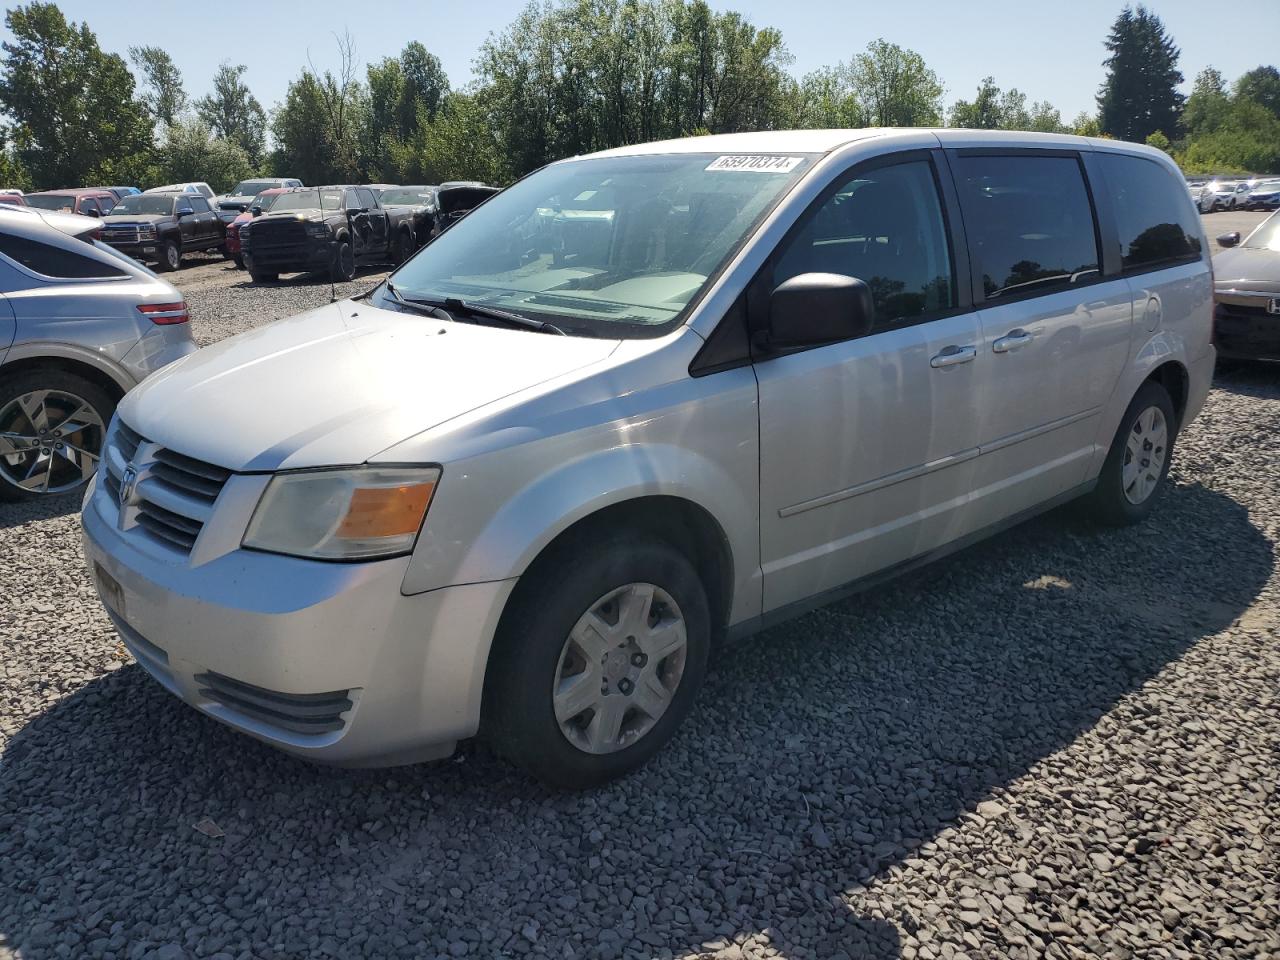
[
  {"xmin": 157, "ymin": 239, "xmax": 181, "ymax": 272},
  {"xmin": 330, "ymin": 240, "xmax": 356, "ymax": 282},
  {"xmin": 1084, "ymin": 380, "xmax": 1177, "ymax": 526},
  {"xmin": 485, "ymin": 536, "xmax": 711, "ymax": 789},
  {"xmin": 232, "ymin": 254, "xmax": 244, "ymax": 270},
  {"xmin": 393, "ymin": 229, "xmax": 413, "ymax": 265},
  {"xmin": 0, "ymin": 368, "xmax": 114, "ymax": 502}
]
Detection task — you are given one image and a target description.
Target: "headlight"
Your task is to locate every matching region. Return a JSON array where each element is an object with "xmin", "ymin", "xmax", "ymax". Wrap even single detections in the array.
[
  {"xmin": 306, "ymin": 223, "xmax": 329, "ymax": 238},
  {"xmin": 139, "ymin": 225, "xmax": 156, "ymax": 239},
  {"xmin": 243, "ymin": 466, "xmax": 439, "ymax": 561}
]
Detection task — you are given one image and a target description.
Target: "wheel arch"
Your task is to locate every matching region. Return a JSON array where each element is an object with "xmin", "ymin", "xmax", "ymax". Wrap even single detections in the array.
[
  {"xmin": 1146, "ymin": 359, "xmax": 1189, "ymax": 428},
  {"xmin": 1, "ymin": 349, "xmax": 131, "ymax": 404}
]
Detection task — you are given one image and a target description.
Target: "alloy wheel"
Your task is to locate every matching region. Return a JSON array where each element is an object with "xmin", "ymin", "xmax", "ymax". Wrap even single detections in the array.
[
  {"xmin": 0, "ymin": 389, "xmax": 105, "ymax": 495},
  {"xmin": 1122, "ymin": 405, "xmax": 1168, "ymax": 505},
  {"xmin": 165, "ymin": 243, "xmax": 180, "ymax": 270},
  {"xmin": 552, "ymin": 582, "xmax": 688, "ymax": 755}
]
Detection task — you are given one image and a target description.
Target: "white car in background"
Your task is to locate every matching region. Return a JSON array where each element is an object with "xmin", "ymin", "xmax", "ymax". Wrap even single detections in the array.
[
  {"xmin": 145, "ymin": 182, "xmax": 217, "ymax": 206},
  {"xmin": 1198, "ymin": 179, "xmax": 1239, "ymax": 213}
]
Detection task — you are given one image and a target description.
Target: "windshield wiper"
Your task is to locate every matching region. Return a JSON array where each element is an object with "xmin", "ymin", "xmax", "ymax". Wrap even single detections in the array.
[
  {"xmin": 442, "ymin": 297, "xmax": 567, "ymax": 336},
  {"xmin": 383, "ymin": 280, "xmax": 451, "ymax": 319}
]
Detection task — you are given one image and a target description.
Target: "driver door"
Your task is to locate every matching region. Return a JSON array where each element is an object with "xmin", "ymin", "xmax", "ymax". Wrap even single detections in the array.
[
  {"xmin": 346, "ymin": 189, "xmax": 372, "ymax": 259},
  {"xmin": 754, "ymin": 152, "xmax": 985, "ymax": 612}
]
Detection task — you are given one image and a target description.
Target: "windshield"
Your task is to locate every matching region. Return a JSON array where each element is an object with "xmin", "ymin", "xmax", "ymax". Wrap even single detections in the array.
[
  {"xmin": 112, "ymin": 195, "xmax": 175, "ymax": 215},
  {"xmin": 387, "ymin": 152, "xmax": 814, "ymax": 337},
  {"xmin": 1243, "ymin": 214, "xmax": 1280, "ymax": 251},
  {"xmin": 271, "ymin": 189, "xmax": 342, "ymax": 212},
  {"xmin": 381, "ymin": 188, "xmax": 435, "ymax": 206},
  {"xmin": 252, "ymin": 192, "xmax": 285, "ymax": 212},
  {"xmin": 1253, "ymin": 180, "xmax": 1280, "ymax": 191},
  {"xmin": 231, "ymin": 180, "xmax": 279, "ymax": 197},
  {"xmin": 25, "ymin": 194, "xmax": 75, "ymax": 211}
]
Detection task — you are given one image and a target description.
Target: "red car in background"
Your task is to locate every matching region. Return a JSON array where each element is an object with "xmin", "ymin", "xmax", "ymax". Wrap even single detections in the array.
[
  {"xmin": 225, "ymin": 187, "xmax": 291, "ymax": 268},
  {"xmin": 0, "ymin": 191, "xmax": 26, "ymax": 206}
]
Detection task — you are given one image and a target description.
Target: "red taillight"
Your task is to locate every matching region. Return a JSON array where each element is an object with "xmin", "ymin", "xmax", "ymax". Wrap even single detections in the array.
[{"xmin": 137, "ymin": 301, "xmax": 190, "ymax": 325}]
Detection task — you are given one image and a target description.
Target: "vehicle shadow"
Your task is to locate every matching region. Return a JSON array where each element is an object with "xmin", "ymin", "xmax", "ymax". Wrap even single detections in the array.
[
  {"xmin": 231, "ymin": 266, "xmax": 390, "ymax": 290},
  {"xmin": 0, "ymin": 490, "xmax": 81, "ymax": 530},
  {"xmin": 1212, "ymin": 358, "xmax": 1279, "ymax": 398},
  {"xmin": 0, "ymin": 480, "xmax": 1271, "ymax": 959}
]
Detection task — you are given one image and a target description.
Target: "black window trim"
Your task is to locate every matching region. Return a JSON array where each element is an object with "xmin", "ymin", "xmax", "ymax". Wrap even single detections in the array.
[
  {"xmin": 749, "ymin": 148, "xmax": 972, "ymax": 360},
  {"xmin": 1085, "ymin": 151, "xmax": 1208, "ymax": 280},
  {"xmin": 0, "ymin": 232, "xmax": 131, "ymax": 282},
  {"xmin": 947, "ymin": 146, "xmax": 1111, "ymax": 308}
]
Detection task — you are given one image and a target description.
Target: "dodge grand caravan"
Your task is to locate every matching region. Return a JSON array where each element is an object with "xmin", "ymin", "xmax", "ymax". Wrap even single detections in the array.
[{"xmin": 81, "ymin": 129, "xmax": 1214, "ymax": 787}]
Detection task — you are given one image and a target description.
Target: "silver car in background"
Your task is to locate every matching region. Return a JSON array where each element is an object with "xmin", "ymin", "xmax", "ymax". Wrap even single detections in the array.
[{"xmin": 0, "ymin": 208, "xmax": 196, "ymax": 500}]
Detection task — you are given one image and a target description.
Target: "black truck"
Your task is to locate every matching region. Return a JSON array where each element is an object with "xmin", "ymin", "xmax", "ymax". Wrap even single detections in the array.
[
  {"xmin": 99, "ymin": 191, "xmax": 226, "ymax": 271},
  {"xmin": 240, "ymin": 185, "xmax": 416, "ymax": 283}
]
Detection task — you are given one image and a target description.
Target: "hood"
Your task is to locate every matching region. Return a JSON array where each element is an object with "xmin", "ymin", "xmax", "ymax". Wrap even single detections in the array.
[
  {"xmin": 1214, "ymin": 246, "xmax": 1280, "ymax": 290},
  {"xmin": 438, "ymin": 186, "xmax": 499, "ymax": 216},
  {"xmin": 119, "ymin": 300, "xmax": 620, "ymax": 471},
  {"xmin": 219, "ymin": 195, "xmax": 257, "ymax": 207},
  {"xmin": 103, "ymin": 213, "xmax": 168, "ymax": 225},
  {"xmin": 259, "ymin": 209, "xmax": 323, "ymax": 223}
]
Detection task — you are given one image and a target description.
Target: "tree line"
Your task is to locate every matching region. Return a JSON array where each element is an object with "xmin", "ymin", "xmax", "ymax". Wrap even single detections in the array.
[{"xmin": 0, "ymin": 0, "xmax": 1275, "ymax": 194}]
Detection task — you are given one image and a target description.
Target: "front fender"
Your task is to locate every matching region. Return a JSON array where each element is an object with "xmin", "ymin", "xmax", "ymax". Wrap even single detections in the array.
[{"xmin": 401, "ymin": 440, "xmax": 761, "ymax": 624}]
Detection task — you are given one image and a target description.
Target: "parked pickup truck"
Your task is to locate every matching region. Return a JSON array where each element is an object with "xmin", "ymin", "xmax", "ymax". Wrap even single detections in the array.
[
  {"xmin": 240, "ymin": 185, "xmax": 416, "ymax": 283},
  {"xmin": 215, "ymin": 177, "xmax": 303, "ymax": 224},
  {"xmin": 99, "ymin": 191, "xmax": 226, "ymax": 271}
]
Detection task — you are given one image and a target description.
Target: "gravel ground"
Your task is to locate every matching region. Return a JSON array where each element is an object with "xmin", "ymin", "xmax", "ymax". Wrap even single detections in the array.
[{"xmin": 1, "ymin": 236, "xmax": 1278, "ymax": 960}]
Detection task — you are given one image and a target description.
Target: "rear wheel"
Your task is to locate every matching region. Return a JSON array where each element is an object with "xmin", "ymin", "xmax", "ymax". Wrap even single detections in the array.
[
  {"xmin": 0, "ymin": 369, "xmax": 112, "ymax": 501},
  {"xmin": 486, "ymin": 536, "xmax": 710, "ymax": 789},
  {"xmin": 157, "ymin": 239, "xmax": 180, "ymax": 272},
  {"xmin": 330, "ymin": 240, "xmax": 356, "ymax": 282},
  {"xmin": 1084, "ymin": 380, "xmax": 1176, "ymax": 526}
]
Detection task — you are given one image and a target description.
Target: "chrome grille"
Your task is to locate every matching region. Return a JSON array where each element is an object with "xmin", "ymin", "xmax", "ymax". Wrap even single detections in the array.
[
  {"xmin": 102, "ymin": 418, "xmax": 232, "ymax": 556},
  {"xmin": 195, "ymin": 671, "xmax": 354, "ymax": 735}
]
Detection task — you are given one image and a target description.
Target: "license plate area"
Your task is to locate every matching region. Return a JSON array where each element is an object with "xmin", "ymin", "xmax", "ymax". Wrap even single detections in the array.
[{"xmin": 94, "ymin": 561, "xmax": 125, "ymax": 618}]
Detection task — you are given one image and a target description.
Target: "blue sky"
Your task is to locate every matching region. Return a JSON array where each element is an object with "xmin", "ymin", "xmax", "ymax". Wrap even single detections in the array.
[{"xmin": 4, "ymin": 0, "xmax": 1276, "ymax": 122}]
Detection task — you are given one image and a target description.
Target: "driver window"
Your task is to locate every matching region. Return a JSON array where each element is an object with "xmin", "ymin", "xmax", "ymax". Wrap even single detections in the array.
[{"xmin": 772, "ymin": 160, "xmax": 956, "ymax": 331}]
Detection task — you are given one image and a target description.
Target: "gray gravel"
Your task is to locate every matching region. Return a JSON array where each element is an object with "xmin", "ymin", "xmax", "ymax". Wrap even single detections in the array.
[{"xmin": 2, "ymin": 251, "xmax": 1279, "ymax": 960}]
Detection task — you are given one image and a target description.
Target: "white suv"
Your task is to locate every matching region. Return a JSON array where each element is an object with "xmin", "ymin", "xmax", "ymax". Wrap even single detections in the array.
[{"xmin": 81, "ymin": 129, "xmax": 1214, "ymax": 787}]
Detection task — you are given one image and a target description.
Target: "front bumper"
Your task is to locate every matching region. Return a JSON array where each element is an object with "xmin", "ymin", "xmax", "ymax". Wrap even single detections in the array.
[
  {"xmin": 1214, "ymin": 302, "xmax": 1280, "ymax": 361},
  {"xmin": 242, "ymin": 238, "xmax": 335, "ymax": 274},
  {"xmin": 105, "ymin": 240, "xmax": 162, "ymax": 262},
  {"xmin": 81, "ymin": 480, "xmax": 516, "ymax": 766}
]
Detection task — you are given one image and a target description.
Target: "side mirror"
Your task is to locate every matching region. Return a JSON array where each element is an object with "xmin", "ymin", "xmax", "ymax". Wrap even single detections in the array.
[
  {"xmin": 350, "ymin": 207, "xmax": 369, "ymax": 215},
  {"xmin": 85, "ymin": 209, "xmax": 101, "ymax": 218},
  {"xmin": 250, "ymin": 206, "xmax": 262, "ymax": 217},
  {"xmin": 766, "ymin": 273, "xmax": 874, "ymax": 349},
  {"xmin": 1217, "ymin": 232, "xmax": 1241, "ymax": 248},
  {"xmin": 177, "ymin": 208, "xmax": 193, "ymax": 218}
]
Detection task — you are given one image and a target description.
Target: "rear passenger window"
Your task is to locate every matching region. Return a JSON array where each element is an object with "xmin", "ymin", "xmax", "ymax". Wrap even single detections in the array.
[
  {"xmin": 773, "ymin": 160, "xmax": 956, "ymax": 330},
  {"xmin": 954, "ymin": 155, "xmax": 1100, "ymax": 300},
  {"xmin": 190, "ymin": 197, "xmax": 210, "ymax": 213},
  {"xmin": 0, "ymin": 233, "xmax": 128, "ymax": 278},
  {"xmin": 1099, "ymin": 154, "xmax": 1202, "ymax": 271}
]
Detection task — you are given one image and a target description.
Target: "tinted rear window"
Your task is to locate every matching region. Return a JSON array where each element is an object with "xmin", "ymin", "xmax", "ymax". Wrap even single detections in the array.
[
  {"xmin": 1099, "ymin": 154, "xmax": 1203, "ymax": 271},
  {"xmin": 0, "ymin": 233, "xmax": 128, "ymax": 278},
  {"xmin": 954, "ymin": 154, "xmax": 1101, "ymax": 301}
]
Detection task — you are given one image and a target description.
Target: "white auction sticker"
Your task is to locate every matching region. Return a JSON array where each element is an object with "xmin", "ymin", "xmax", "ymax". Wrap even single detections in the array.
[{"xmin": 705, "ymin": 155, "xmax": 803, "ymax": 173}]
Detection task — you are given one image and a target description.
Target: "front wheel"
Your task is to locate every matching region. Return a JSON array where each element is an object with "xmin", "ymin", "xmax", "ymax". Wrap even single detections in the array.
[
  {"xmin": 393, "ymin": 229, "xmax": 413, "ymax": 265},
  {"xmin": 1084, "ymin": 380, "xmax": 1176, "ymax": 526},
  {"xmin": 330, "ymin": 240, "xmax": 356, "ymax": 282},
  {"xmin": 157, "ymin": 239, "xmax": 181, "ymax": 272},
  {"xmin": 485, "ymin": 537, "xmax": 711, "ymax": 788},
  {"xmin": 0, "ymin": 369, "xmax": 113, "ymax": 501}
]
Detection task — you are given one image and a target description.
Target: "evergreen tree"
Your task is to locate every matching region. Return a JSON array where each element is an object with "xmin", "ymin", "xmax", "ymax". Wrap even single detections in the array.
[{"xmin": 1097, "ymin": 4, "xmax": 1184, "ymax": 142}]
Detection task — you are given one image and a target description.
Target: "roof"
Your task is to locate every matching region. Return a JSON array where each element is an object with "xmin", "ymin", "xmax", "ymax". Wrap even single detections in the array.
[
  {"xmin": 27, "ymin": 187, "xmax": 114, "ymax": 196},
  {"xmin": 578, "ymin": 127, "xmax": 1166, "ymax": 163}
]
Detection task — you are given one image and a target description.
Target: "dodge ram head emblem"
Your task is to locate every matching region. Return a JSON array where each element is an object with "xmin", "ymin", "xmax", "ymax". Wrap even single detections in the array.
[{"xmin": 119, "ymin": 464, "xmax": 139, "ymax": 506}]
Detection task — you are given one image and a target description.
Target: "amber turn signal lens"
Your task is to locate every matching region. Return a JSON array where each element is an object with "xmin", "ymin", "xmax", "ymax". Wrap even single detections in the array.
[{"xmin": 336, "ymin": 481, "xmax": 436, "ymax": 540}]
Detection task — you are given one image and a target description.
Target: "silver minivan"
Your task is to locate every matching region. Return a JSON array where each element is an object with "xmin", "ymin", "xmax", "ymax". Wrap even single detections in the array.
[{"xmin": 81, "ymin": 130, "xmax": 1215, "ymax": 787}]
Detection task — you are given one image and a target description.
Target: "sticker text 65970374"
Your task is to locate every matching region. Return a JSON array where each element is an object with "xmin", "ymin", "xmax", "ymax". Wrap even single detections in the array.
[{"xmin": 705, "ymin": 155, "xmax": 804, "ymax": 173}]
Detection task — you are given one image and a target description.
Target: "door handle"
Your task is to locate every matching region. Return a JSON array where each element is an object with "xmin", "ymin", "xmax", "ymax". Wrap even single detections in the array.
[
  {"xmin": 993, "ymin": 329, "xmax": 1034, "ymax": 353},
  {"xmin": 930, "ymin": 345, "xmax": 977, "ymax": 368}
]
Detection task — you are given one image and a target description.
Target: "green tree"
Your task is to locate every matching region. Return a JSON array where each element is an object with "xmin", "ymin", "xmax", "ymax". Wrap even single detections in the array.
[
  {"xmin": 791, "ymin": 65, "xmax": 863, "ymax": 128},
  {"xmin": 846, "ymin": 40, "xmax": 943, "ymax": 127},
  {"xmin": 0, "ymin": 2, "xmax": 154, "ymax": 188},
  {"xmin": 158, "ymin": 119, "xmax": 253, "ymax": 191},
  {"xmin": 1069, "ymin": 112, "xmax": 1103, "ymax": 137},
  {"xmin": 196, "ymin": 62, "xmax": 267, "ymax": 166},
  {"xmin": 1235, "ymin": 65, "xmax": 1280, "ymax": 119},
  {"xmin": 1144, "ymin": 129, "xmax": 1170, "ymax": 153},
  {"xmin": 1182, "ymin": 67, "xmax": 1229, "ymax": 138},
  {"xmin": 129, "ymin": 46, "xmax": 187, "ymax": 128},
  {"xmin": 1097, "ymin": 4, "xmax": 1184, "ymax": 142},
  {"xmin": 423, "ymin": 92, "xmax": 504, "ymax": 183},
  {"xmin": 270, "ymin": 35, "xmax": 366, "ymax": 183},
  {"xmin": 949, "ymin": 77, "xmax": 1005, "ymax": 128}
]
